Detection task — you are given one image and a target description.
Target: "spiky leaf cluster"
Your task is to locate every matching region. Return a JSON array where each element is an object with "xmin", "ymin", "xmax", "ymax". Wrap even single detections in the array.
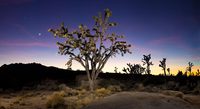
[
  {"xmin": 188, "ymin": 62, "xmax": 194, "ymax": 73},
  {"xmin": 159, "ymin": 58, "xmax": 166, "ymax": 69},
  {"xmin": 142, "ymin": 54, "xmax": 153, "ymax": 66}
]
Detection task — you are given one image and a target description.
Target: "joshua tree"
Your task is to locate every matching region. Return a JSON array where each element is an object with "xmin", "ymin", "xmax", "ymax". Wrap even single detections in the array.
[
  {"xmin": 187, "ymin": 62, "xmax": 194, "ymax": 76},
  {"xmin": 114, "ymin": 67, "xmax": 118, "ymax": 73},
  {"xmin": 122, "ymin": 67, "xmax": 128, "ymax": 74},
  {"xmin": 197, "ymin": 69, "xmax": 200, "ymax": 76},
  {"xmin": 159, "ymin": 58, "xmax": 166, "ymax": 76},
  {"xmin": 167, "ymin": 68, "xmax": 170, "ymax": 76},
  {"xmin": 142, "ymin": 54, "xmax": 153, "ymax": 74},
  {"xmin": 49, "ymin": 9, "xmax": 131, "ymax": 92},
  {"xmin": 123, "ymin": 63, "xmax": 145, "ymax": 74}
]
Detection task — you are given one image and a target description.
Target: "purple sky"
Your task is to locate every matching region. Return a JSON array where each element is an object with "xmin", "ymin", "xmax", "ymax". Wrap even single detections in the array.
[{"xmin": 0, "ymin": 0, "xmax": 199, "ymax": 74}]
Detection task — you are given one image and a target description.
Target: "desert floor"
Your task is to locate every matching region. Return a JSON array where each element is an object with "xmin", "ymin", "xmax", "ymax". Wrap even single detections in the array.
[
  {"xmin": 83, "ymin": 91, "xmax": 200, "ymax": 109},
  {"xmin": 1, "ymin": 89, "xmax": 200, "ymax": 109}
]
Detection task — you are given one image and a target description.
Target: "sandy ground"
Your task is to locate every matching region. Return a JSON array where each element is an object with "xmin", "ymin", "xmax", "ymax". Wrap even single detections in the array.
[
  {"xmin": 83, "ymin": 92, "xmax": 200, "ymax": 109},
  {"xmin": 0, "ymin": 90, "xmax": 51, "ymax": 109},
  {"xmin": 0, "ymin": 90, "xmax": 200, "ymax": 109}
]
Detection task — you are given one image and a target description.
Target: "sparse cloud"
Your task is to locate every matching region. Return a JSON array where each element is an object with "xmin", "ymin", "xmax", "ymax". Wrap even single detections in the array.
[
  {"xmin": 148, "ymin": 35, "xmax": 200, "ymax": 54},
  {"xmin": 149, "ymin": 35, "xmax": 182, "ymax": 46}
]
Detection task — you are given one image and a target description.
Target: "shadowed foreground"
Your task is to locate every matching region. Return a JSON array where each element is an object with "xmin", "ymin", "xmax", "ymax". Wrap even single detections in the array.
[{"xmin": 83, "ymin": 92, "xmax": 200, "ymax": 109}]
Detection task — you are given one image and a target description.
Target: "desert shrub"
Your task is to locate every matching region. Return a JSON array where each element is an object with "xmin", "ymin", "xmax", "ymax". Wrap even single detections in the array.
[
  {"xmin": 134, "ymin": 83, "xmax": 145, "ymax": 91},
  {"xmin": 107, "ymin": 85, "xmax": 122, "ymax": 93},
  {"xmin": 58, "ymin": 84, "xmax": 68, "ymax": 90},
  {"xmin": 22, "ymin": 91, "xmax": 35, "ymax": 97},
  {"xmin": 77, "ymin": 80, "xmax": 90, "ymax": 90},
  {"xmin": 166, "ymin": 81, "xmax": 176, "ymax": 90},
  {"xmin": 58, "ymin": 84, "xmax": 78, "ymax": 96},
  {"xmin": 77, "ymin": 89, "xmax": 88, "ymax": 98},
  {"xmin": 66, "ymin": 96, "xmax": 78, "ymax": 109},
  {"xmin": 175, "ymin": 92, "xmax": 184, "ymax": 98},
  {"xmin": 37, "ymin": 79, "xmax": 59, "ymax": 90},
  {"xmin": 161, "ymin": 90, "xmax": 184, "ymax": 99},
  {"xmin": 191, "ymin": 81, "xmax": 200, "ymax": 94},
  {"xmin": 69, "ymin": 89, "xmax": 79, "ymax": 96},
  {"xmin": 143, "ymin": 85, "xmax": 160, "ymax": 92},
  {"xmin": 95, "ymin": 88, "xmax": 111, "ymax": 97},
  {"xmin": 13, "ymin": 96, "xmax": 22, "ymax": 104},
  {"xmin": 58, "ymin": 91, "xmax": 66, "ymax": 97},
  {"xmin": 0, "ymin": 99, "xmax": 5, "ymax": 109},
  {"xmin": 76, "ymin": 96, "xmax": 94, "ymax": 109},
  {"xmin": 46, "ymin": 92, "xmax": 66, "ymax": 109},
  {"xmin": 66, "ymin": 95, "xmax": 95, "ymax": 109}
]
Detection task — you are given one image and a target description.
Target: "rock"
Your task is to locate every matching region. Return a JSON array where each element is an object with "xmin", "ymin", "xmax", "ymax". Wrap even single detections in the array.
[{"xmin": 82, "ymin": 92, "xmax": 198, "ymax": 109}]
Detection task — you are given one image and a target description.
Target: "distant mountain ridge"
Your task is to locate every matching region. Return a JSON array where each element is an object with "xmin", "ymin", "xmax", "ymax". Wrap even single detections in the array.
[{"xmin": 0, "ymin": 63, "xmax": 85, "ymax": 89}]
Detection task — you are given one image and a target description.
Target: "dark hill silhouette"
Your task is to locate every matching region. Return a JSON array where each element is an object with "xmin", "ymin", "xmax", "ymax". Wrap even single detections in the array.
[
  {"xmin": 0, "ymin": 63, "xmax": 85, "ymax": 89},
  {"xmin": 0, "ymin": 63, "xmax": 199, "ymax": 93}
]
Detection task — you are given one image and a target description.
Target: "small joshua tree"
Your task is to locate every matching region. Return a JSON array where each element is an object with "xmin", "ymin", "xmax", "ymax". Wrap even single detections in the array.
[
  {"xmin": 187, "ymin": 62, "xmax": 194, "ymax": 76},
  {"xmin": 49, "ymin": 9, "xmax": 131, "ymax": 92},
  {"xmin": 114, "ymin": 67, "xmax": 118, "ymax": 73},
  {"xmin": 123, "ymin": 63, "xmax": 145, "ymax": 74},
  {"xmin": 167, "ymin": 68, "xmax": 170, "ymax": 76},
  {"xmin": 142, "ymin": 54, "xmax": 153, "ymax": 74},
  {"xmin": 197, "ymin": 69, "xmax": 200, "ymax": 76},
  {"xmin": 159, "ymin": 58, "xmax": 167, "ymax": 76},
  {"xmin": 122, "ymin": 67, "xmax": 128, "ymax": 74}
]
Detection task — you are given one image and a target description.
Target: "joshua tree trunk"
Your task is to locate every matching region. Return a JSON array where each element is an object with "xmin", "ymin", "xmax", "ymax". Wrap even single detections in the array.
[
  {"xmin": 164, "ymin": 68, "xmax": 166, "ymax": 76},
  {"xmin": 147, "ymin": 64, "xmax": 150, "ymax": 74},
  {"xmin": 89, "ymin": 79, "xmax": 95, "ymax": 92}
]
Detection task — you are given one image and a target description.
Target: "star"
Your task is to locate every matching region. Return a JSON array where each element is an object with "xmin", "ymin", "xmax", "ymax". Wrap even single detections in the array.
[{"xmin": 38, "ymin": 33, "xmax": 42, "ymax": 36}]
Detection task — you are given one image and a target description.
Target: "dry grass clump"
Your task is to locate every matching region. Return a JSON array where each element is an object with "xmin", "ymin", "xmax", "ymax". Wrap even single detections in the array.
[
  {"xmin": 133, "ymin": 83, "xmax": 145, "ymax": 91},
  {"xmin": 46, "ymin": 91, "xmax": 66, "ymax": 109},
  {"xmin": 13, "ymin": 97, "xmax": 22, "ymax": 104},
  {"xmin": 65, "ymin": 96, "xmax": 78, "ymax": 109},
  {"xmin": 107, "ymin": 85, "xmax": 122, "ymax": 93},
  {"xmin": 161, "ymin": 90, "xmax": 184, "ymax": 99},
  {"xmin": 59, "ymin": 84, "xmax": 79, "ymax": 96},
  {"xmin": 21, "ymin": 91, "xmax": 35, "ymax": 98},
  {"xmin": 0, "ymin": 99, "xmax": 5, "ymax": 109},
  {"xmin": 75, "ymin": 96, "xmax": 94, "ymax": 109},
  {"xmin": 65, "ymin": 94, "xmax": 96, "ymax": 109},
  {"xmin": 77, "ymin": 89, "xmax": 88, "ymax": 98},
  {"xmin": 95, "ymin": 88, "xmax": 111, "ymax": 97},
  {"xmin": 64, "ymin": 87, "xmax": 113, "ymax": 109},
  {"xmin": 9, "ymin": 96, "xmax": 27, "ymax": 107},
  {"xmin": 191, "ymin": 81, "xmax": 200, "ymax": 94}
]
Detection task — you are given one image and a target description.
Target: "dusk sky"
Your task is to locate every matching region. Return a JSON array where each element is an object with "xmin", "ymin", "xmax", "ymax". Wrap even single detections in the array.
[{"xmin": 0, "ymin": 0, "xmax": 199, "ymax": 75}]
